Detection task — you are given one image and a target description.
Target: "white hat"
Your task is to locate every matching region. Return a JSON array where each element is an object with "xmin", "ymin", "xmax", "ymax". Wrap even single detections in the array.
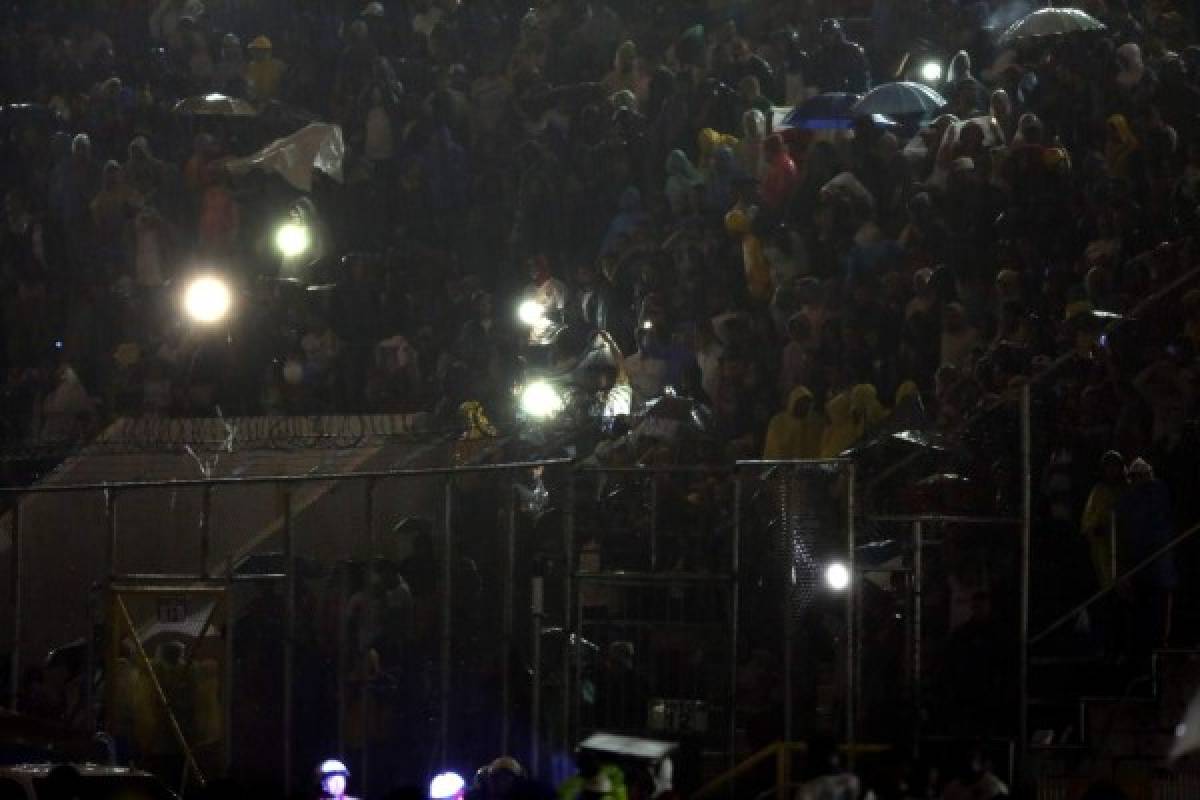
[
  {"xmin": 1128, "ymin": 457, "xmax": 1153, "ymax": 477},
  {"xmin": 362, "ymin": 1, "xmax": 385, "ymax": 15}
]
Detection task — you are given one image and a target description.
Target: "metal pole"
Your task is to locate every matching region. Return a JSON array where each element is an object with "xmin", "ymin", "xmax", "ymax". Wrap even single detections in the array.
[
  {"xmin": 562, "ymin": 471, "xmax": 576, "ymax": 766},
  {"xmin": 105, "ymin": 489, "xmax": 119, "ymax": 581},
  {"xmin": 85, "ymin": 585, "xmax": 97, "ymax": 732},
  {"xmin": 730, "ymin": 474, "xmax": 742, "ymax": 775},
  {"xmin": 502, "ymin": 484, "xmax": 516, "ymax": 756},
  {"xmin": 649, "ymin": 476, "xmax": 658, "ymax": 571},
  {"xmin": 783, "ymin": 476, "xmax": 793, "ymax": 746},
  {"xmin": 9, "ymin": 500, "xmax": 20, "ymax": 712},
  {"xmin": 283, "ymin": 490, "xmax": 295, "ymax": 797},
  {"xmin": 531, "ymin": 574, "xmax": 544, "ymax": 777},
  {"xmin": 337, "ymin": 563, "xmax": 347, "ymax": 757},
  {"xmin": 223, "ymin": 557, "xmax": 235, "ymax": 775},
  {"xmin": 1018, "ymin": 385, "xmax": 1032, "ymax": 785},
  {"xmin": 912, "ymin": 521, "xmax": 923, "ymax": 755},
  {"xmin": 1109, "ymin": 511, "xmax": 1117, "ymax": 590},
  {"xmin": 846, "ymin": 465, "xmax": 857, "ymax": 770},
  {"xmin": 439, "ymin": 478, "xmax": 453, "ymax": 768},
  {"xmin": 199, "ymin": 485, "xmax": 212, "ymax": 578},
  {"xmin": 364, "ymin": 478, "xmax": 376, "ymax": 558}
]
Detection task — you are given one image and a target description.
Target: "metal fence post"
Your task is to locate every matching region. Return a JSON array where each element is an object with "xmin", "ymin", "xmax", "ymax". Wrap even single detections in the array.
[
  {"xmin": 502, "ymin": 481, "xmax": 516, "ymax": 756},
  {"xmin": 223, "ymin": 556, "xmax": 235, "ymax": 775},
  {"xmin": 846, "ymin": 464, "xmax": 857, "ymax": 770},
  {"xmin": 9, "ymin": 499, "xmax": 20, "ymax": 712},
  {"xmin": 1019, "ymin": 384, "xmax": 1032, "ymax": 785},
  {"xmin": 364, "ymin": 478, "xmax": 376, "ymax": 558},
  {"xmin": 531, "ymin": 574, "xmax": 544, "ymax": 777},
  {"xmin": 282, "ymin": 489, "xmax": 295, "ymax": 797},
  {"xmin": 912, "ymin": 520, "xmax": 923, "ymax": 754},
  {"xmin": 730, "ymin": 473, "xmax": 741, "ymax": 775},
  {"xmin": 104, "ymin": 489, "xmax": 119, "ymax": 581},
  {"xmin": 440, "ymin": 478, "xmax": 453, "ymax": 768},
  {"xmin": 562, "ymin": 471, "xmax": 576, "ymax": 766},
  {"xmin": 782, "ymin": 467, "xmax": 793, "ymax": 746},
  {"xmin": 199, "ymin": 485, "xmax": 212, "ymax": 578},
  {"xmin": 649, "ymin": 475, "xmax": 658, "ymax": 571}
]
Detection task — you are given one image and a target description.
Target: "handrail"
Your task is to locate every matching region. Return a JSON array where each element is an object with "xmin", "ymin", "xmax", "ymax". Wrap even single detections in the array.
[
  {"xmin": 865, "ymin": 261, "xmax": 1200, "ymax": 500},
  {"xmin": 692, "ymin": 741, "xmax": 893, "ymax": 800},
  {"xmin": 692, "ymin": 742, "xmax": 782, "ymax": 800},
  {"xmin": 1030, "ymin": 517, "xmax": 1200, "ymax": 646}
]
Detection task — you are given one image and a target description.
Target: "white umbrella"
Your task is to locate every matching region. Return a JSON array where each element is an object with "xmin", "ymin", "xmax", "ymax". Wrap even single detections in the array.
[
  {"xmin": 853, "ymin": 81, "xmax": 947, "ymax": 117},
  {"xmin": 999, "ymin": 7, "xmax": 1106, "ymax": 44}
]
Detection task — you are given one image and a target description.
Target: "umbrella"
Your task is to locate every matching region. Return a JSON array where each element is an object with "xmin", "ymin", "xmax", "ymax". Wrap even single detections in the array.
[
  {"xmin": 999, "ymin": 7, "xmax": 1105, "ymax": 44},
  {"xmin": 780, "ymin": 94, "xmax": 899, "ymax": 131},
  {"xmin": 173, "ymin": 93, "xmax": 257, "ymax": 116},
  {"xmin": 782, "ymin": 93, "xmax": 859, "ymax": 129},
  {"xmin": 853, "ymin": 81, "xmax": 946, "ymax": 117}
]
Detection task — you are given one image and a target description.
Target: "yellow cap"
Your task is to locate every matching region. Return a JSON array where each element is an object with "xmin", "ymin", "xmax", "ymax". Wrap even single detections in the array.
[{"xmin": 248, "ymin": 35, "xmax": 272, "ymax": 50}]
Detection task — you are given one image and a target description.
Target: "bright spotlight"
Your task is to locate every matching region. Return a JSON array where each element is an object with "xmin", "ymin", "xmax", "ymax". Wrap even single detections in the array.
[
  {"xmin": 824, "ymin": 562, "xmax": 850, "ymax": 591},
  {"xmin": 920, "ymin": 62, "xmax": 943, "ymax": 83},
  {"xmin": 429, "ymin": 771, "xmax": 466, "ymax": 800},
  {"xmin": 274, "ymin": 221, "xmax": 311, "ymax": 258},
  {"xmin": 519, "ymin": 380, "xmax": 564, "ymax": 419},
  {"xmin": 518, "ymin": 299, "xmax": 547, "ymax": 327},
  {"xmin": 183, "ymin": 275, "xmax": 232, "ymax": 324}
]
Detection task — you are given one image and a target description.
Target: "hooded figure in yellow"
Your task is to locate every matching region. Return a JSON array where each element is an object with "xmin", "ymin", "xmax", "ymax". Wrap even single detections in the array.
[
  {"xmin": 820, "ymin": 391, "xmax": 858, "ymax": 457},
  {"xmin": 698, "ymin": 127, "xmax": 739, "ymax": 172},
  {"xmin": 764, "ymin": 386, "xmax": 826, "ymax": 459},
  {"xmin": 1104, "ymin": 114, "xmax": 1139, "ymax": 180},
  {"xmin": 849, "ymin": 383, "xmax": 888, "ymax": 440},
  {"xmin": 725, "ymin": 208, "xmax": 773, "ymax": 302}
]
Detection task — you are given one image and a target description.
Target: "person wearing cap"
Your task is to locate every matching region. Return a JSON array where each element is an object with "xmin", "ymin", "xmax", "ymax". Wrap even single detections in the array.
[
  {"xmin": 467, "ymin": 756, "xmax": 554, "ymax": 799},
  {"xmin": 246, "ymin": 35, "xmax": 286, "ymax": 102},
  {"xmin": 316, "ymin": 759, "xmax": 358, "ymax": 800}
]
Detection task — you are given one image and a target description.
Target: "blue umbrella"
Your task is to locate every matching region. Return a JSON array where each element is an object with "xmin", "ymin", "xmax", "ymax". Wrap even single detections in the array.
[
  {"xmin": 781, "ymin": 93, "xmax": 896, "ymax": 130},
  {"xmin": 852, "ymin": 81, "xmax": 947, "ymax": 117}
]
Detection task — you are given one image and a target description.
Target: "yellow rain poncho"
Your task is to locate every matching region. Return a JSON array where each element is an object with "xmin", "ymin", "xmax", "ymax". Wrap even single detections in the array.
[
  {"xmin": 820, "ymin": 391, "xmax": 858, "ymax": 458},
  {"xmin": 763, "ymin": 386, "xmax": 826, "ymax": 459},
  {"xmin": 725, "ymin": 208, "xmax": 773, "ymax": 302}
]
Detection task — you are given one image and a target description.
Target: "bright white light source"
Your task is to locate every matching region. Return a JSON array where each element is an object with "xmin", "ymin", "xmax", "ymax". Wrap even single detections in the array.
[
  {"xmin": 642, "ymin": 319, "xmax": 654, "ymax": 330},
  {"xmin": 519, "ymin": 380, "xmax": 564, "ymax": 418},
  {"xmin": 275, "ymin": 221, "xmax": 311, "ymax": 258},
  {"xmin": 183, "ymin": 275, "xmax": 232, "ymax": 324},
  {"xmin": 920, "ymin": 62, "xmax": 943, "ymax": 83},
  {"xmin": 518, "ymin": 299, "xmax": 546, "ymax": 327},
  {"xmin": 430, "ymin": 771, "xmax": 466, "ymax": 799},
  {"xmin": 824, "ymin": 562, "xmax": 850, "ymax": 591}
]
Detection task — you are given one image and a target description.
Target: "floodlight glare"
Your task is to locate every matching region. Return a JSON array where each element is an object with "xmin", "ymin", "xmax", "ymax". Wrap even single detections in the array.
[
  {"xmin": 920, "ymin": 62, "xmax": 943, "ymax": 83},
  {"xmin": 275, "ymin": 221, "xmax": 312, "ymax": 258},
  {"xmin": 518, "ymin": 299, "xmax": 547, "ymax": 327},
  {"xmin": 519, "ymin": 380, "xmax": 564, "ymax": 418},
  {"xmin": 824, "ymin": 561, "xmax": 850, "ymax": 591},
  {"xmin": 429, "ymin": 771, "xmax": 466, "ymax": 800},
  {"xmin": 183, "ymin": 275, "xmax": 232, "ymax": 324}
]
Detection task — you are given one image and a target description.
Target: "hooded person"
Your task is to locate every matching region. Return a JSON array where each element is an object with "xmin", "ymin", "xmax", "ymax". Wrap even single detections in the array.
[
  {"xmin": 213, "ymin": 32, "xmax": 246, "ymax": 94},
  {"xmin": 820, "ymin": 390, "xmax": 858, "ymax": 457},
  {"xmin": 246, "ymin": 35, "xmax": 286, "ymax": 102},
  {"xmin": 760, "ymin": 134, "xmax": 798, "ymax": 210},
  {"xmin": 664, "ymin": 150, "xmax": 703, "ymax": 217},
  {"xmin": 704, "ymin": 146, "xmax": 740, "ymax": 213},
  {"xmin": 1104, "ymin": 114, "xmax": 1140, "ymax": 180},
  {"xmin": 1115, "ymin": 42, "xmax": 1147, "ymax": 89},
  {"xmin": 600, "ymin": 186, "xmax": 645, "ymax": 256},
  {"xmin": 735, "ymin": 109, "xmax": 767, "ymax": 179},
  {"xmin": 697, "ymin": 127, "xmax": 740, "ymax": 172},
  {"xmin": 124, "ymin": 136, "xmax": 169, "ymax": 198},
  {"xmin": 946, "ymin": 50, "xmax": 988, "ymax": 116},
  {"xmin": 603, "ymin": 40, "xmax": 647, "ymax": 105},
  {"xmin": 1081, "ymin": 450, "xmax": 1127, "ymax": 590},
  {"xmin": 763, "ymin": 386, "xmax": 826, "ymax": 459},
  {"xmin": 725, "ymin": 207, "xmax": 773, "ymax": 302},
  {"xmin": 849, "ymin": 383, "xmax": 888, "ymax": 440}
]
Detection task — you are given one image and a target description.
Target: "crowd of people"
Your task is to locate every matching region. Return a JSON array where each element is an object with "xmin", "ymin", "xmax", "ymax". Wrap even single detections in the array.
[{"xmin": 4, "ymin": 0, "xmax": 1200, "ymax": 796}]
